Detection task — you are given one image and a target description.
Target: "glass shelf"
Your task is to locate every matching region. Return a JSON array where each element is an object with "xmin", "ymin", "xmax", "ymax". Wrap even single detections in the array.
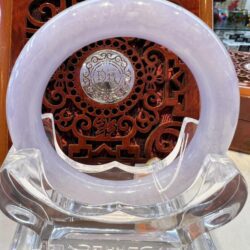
[
  {"xmin": 214, "ymin": 0, "xmax": 250, "ymax": 51},
  {"xmin": 214, "ymin": 25, "xmax": 250, "ymax": 31}
]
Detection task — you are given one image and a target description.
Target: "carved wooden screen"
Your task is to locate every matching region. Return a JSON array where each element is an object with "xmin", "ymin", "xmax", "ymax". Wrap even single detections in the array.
[
  {"xmin": 42, "ymin": 38, "xmax": 199, "ymax": 165},
  {"xmin": 230, "ymin": 51, "xmax": 250, "ymax": 96},
  {"xmin": 6, "ymin": 0, "xmax": 208, "ymax": 165}
]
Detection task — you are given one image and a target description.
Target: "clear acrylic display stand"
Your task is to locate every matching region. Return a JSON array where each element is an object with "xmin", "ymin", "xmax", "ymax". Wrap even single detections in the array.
[{"xmin": 0, "ymin": 116, "xmax": 247, "ymax": 250}]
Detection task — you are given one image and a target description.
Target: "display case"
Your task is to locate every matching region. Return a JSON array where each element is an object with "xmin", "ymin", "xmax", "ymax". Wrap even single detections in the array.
[
  {"xmin": 213, "ymin": 1, "xmax": 250, "ymax": 154},
  {"xmin": 214, "ymin": 0, "xmax": 250, "ymax": 51}
]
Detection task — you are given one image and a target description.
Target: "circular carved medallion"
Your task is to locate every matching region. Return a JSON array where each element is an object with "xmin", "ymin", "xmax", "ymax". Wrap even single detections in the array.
[
  {"xmin": 244, "ymin": 63, "xmax": 250, "ymax": 71},
  {"xmin": 80, "ymin": 49, "xmax": 135, "ymax": 104}
]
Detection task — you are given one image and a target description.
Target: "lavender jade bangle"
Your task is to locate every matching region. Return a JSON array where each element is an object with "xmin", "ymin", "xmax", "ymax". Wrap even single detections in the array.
[{"xmin": 7, "ymin": 0, "xmax": 239, "ymax": 206}]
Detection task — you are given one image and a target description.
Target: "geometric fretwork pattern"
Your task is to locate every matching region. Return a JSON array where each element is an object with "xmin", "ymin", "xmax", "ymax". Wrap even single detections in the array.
[
  {"xmin": 42, "ymin": 38, "xmax": 199, "ymax": 165},
  {"xmin": 230, "ymin": 51, "xmax": 250, "ymax": 88}
]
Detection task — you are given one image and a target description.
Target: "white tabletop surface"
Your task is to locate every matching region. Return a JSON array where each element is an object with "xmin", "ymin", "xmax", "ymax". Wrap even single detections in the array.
[{"xmin": 0, "ymin": 151, "xmax": 249, "ymax": 250}]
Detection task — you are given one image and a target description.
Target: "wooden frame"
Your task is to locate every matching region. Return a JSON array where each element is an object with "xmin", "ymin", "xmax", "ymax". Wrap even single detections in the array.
[
  {"xmin": 200, "ymin": 0, "xmax": 214, "ymax": 28},
  {"xmin": 0, "ymin": 0, "xmax": 213, "ymax": 164},
  {"xmin": 0, "ymin": 0, "xmax": 13, "ymax": 164}
]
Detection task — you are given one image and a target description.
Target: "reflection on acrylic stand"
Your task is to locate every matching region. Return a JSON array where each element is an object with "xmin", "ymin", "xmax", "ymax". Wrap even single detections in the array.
[
  {"xmin": 42, "ymin": 113, "xmax": 198, "ymax": 175},
  {"xmin": 0, "ymin": 115, "xmax": 247, "ymax": 250}
]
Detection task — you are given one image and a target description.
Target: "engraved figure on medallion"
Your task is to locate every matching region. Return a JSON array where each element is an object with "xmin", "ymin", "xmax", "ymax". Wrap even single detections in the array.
[{"xmin": 80, "ymin": 50, "xmax": 135, "ymax": 104}]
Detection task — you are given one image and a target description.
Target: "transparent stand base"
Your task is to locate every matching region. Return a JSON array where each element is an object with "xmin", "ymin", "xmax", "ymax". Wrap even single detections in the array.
[
  {"xmin": 0, "ymin": 118, "xmax": 247, "ymax": 250},
  {"xmin": 11, "ymin": 225, "xmax": 216, "ymax": 250}
]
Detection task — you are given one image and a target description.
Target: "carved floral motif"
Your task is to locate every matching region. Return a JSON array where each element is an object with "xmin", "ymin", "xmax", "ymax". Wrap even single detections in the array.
[{"xmin": 230, "ymin": 51, "xmax": 250, "ymax": 88}]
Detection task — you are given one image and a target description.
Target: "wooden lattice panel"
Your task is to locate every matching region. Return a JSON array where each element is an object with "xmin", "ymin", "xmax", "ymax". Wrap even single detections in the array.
[
  {"xmin": 42, "ymin": 38, "xmax": 199, "ymax": 165},
  {"xmin": 230, "ymin": 51, "xmax": 250, "ymax": 89}
]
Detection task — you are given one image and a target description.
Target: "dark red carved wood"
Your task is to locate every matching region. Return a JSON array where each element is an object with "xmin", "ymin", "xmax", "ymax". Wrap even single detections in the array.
[
  {"xmin": 230, "ymin": 51, "xmax": 250, "ymax": 154},
  {"xmin": 42, "ymin": 38, "xmax": 199, "ymax": 165},
  {"xmin": 230, "ymin": 51, "xmax": 250, "ymax": 89}
]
